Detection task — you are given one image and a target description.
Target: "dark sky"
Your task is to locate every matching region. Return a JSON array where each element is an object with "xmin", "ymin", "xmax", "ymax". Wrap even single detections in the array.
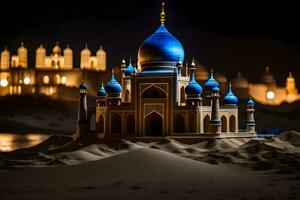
[{"xmin": 1, "ymin": 0, "xmax": 300, "ymax": 87}]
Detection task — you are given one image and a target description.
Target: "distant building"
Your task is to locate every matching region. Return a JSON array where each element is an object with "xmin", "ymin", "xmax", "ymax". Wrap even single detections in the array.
[{"xmin": 0, "ymin": 43, "xmax": 108, "ymax": 100}]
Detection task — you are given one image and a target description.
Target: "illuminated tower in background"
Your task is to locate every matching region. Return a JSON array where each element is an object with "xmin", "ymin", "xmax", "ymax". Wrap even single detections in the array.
[
  {"xmin": 17, "ymin": 42, "xmax": 28, "ymax": 68},
  {"xmin": 63, "ymin": 44, "xmax": 73, "ymax": 69},
  {"xmin": 96, "ymin": 46, "xmax": 106, "ymax": 71},
  {"xmin": 80, "ymin": 44, "xmax": 91, "ymax": 69},
  {"xmin": 35, "ymin": 44, "xmax": 46, "ymax": 68},
  {"xmin": 0, "ymin": 47, "xmax": 10, "ymax": 69}
]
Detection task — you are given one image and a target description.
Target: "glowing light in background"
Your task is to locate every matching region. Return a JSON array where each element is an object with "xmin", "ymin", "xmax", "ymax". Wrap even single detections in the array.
[
  {"xmin": 43, "ymin": 75, "xmax": 49, "ymax": 84},
  {"xmin": 61, "ymin": 76, "xmax": 66, "ymax": 85},
  {"xmin": 266, "ymin": 91, "xmax": 275, "ymax": 100},
  {"xmin": 24, "ymin": 77, "xmax": 30, "ymax": 85},
  {"xmin": 0, "ymin": 79, "xmax": 8, "ymax": 87}
]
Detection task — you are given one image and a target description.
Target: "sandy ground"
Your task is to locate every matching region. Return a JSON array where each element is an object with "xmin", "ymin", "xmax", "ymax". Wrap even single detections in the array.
[{"xmin": 0, "ymin": 131, "xmax": 299, "ymax": 200}]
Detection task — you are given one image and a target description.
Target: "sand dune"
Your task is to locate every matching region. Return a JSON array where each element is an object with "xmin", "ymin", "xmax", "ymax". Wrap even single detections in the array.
[{"xmin": 0, "ymin": 132, "xmax": 299, "ymax": 199}]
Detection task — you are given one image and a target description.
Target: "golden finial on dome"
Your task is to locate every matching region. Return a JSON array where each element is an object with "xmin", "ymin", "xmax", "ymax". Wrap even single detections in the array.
[
  {"xmin": 160, "ymin": 2, "xmax": 166, "ymax": 24},
  {"xmin": 229, "ymin": 82, "xmax": 232, "ymax": 89}
]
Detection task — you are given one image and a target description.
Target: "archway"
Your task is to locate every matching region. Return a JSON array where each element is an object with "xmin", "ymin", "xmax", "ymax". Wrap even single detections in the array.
[
  {"xmin": 174, "ymin": 114, "xmax": 185, "ymax": 133},
  {"xmin": 126, "ymin": 114, "xmax": 135, "ymax": 134},
  {"xmin": 98, "ymin": 115, "xmax": 104, "ymax": 133},
  {"xmin": 145, "ymin": 112, "xmax": 163, "ymax": 136},
  {"xmin": 125, "ymin": 89, "xmax": 131, "ymax": 102},
  {"xmin": 203, "ymin": 115, "xmax": 210, "ymax": 133},
  {"xmin": 221, "ymin": 116, "xmax": 227, "ymax": 132},
  {"xmin": 111, "ymin": 113, "xmax": 121, "ymax": 134},
  {"xmin": 230, "ymin": 115, "xmax": 236, "ymax": 132},
  {"xmin": 180, "ymin": 86, "xmax": 185, "ymax": 105},
  {"xmin": 142, "ymin": 86, "xmax": 166, "ymax": 98},
  {"xmin": 189, "ymin": 113, "xmax": 197, "ymax": 133}
]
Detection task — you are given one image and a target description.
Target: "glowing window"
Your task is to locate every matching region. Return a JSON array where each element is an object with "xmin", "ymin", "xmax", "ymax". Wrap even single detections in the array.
[
  {"xmin": 24, "ymin": 77, "xmax": 30, "ymax": 85},
  {"xmin": 0, "ymin": 79, "xmax": 8, "ymax": 87},
  {"xmin": 43, "ymin": 75, "xmax": 49, "ymax": 84},
  {"xmin": 61, "ymin": 76, "xmax": 66, "ymax": 85},
  {"xmin": 266, "ymin": 91, "xmax": 275, "ymax": 100}
]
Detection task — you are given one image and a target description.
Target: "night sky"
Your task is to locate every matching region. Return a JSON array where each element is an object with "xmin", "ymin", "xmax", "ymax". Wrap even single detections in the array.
[{"xmin": 1, "ymin": 0, "xmax": 300, "ymax": 87}]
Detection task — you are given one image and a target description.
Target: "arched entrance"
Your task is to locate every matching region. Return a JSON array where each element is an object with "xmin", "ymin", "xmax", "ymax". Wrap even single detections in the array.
[
  {"xmin": 221, "ymin": 116, "xmax": 227, "ymax": 132},
  {"xmin": 203, "ymin": 115, "xmax": 210, "ymax": 133},
  {"xmin": 145, "ymin": 112, "xmax": 163, "ymax": 136},
  {"xmin": 230, "ymin": 115, "xmax": 236, "ymax": 132},
  {"xmin": 174, "ymin": 114, "xmax": 185, "ymax": 133},
  {"xmin": 189, "ymin": 113, "xmax": 197, "ymax": 133},
  {"xmin": 111, "ymin": 113, "xmax": 121, "ymax": 134}
]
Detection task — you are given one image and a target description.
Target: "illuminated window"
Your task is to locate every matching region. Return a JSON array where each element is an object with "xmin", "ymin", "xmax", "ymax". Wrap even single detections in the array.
[
  {"xmin": 24, "ymin": 77, "xmax": 30, "ymax": 85},
  {"xmin": 61, "ymin": 76, "xmax": 66, "ymax": 85},
  {"xmin": 0, "ymin": 79, "xmax": 8, "ymax": 87},
  {"xmin": 266, "ymin": 91, "xmax": 275, "ymax": 100},
  {"xmin": 43, "ymin": 75, "xmax": 49, "ymax": 84}
]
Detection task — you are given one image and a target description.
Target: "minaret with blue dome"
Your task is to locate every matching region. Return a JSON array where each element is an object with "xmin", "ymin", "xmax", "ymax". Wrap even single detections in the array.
[
  {"xmin": 185, "ymin": 59, "xmax": 202, "ymax": 106},
  {"xmin": 246, "ymin": 98, "xmax": 256, "ymax": 133},
  {"xmin": 105, "ymin": 68, "xmax": 122, "ymax": 106},
  {"xmin": 224, "ymin": 82, "xmax": 238, "ymax": 105},
  {"xmin": 204, "ymin": 69, "xmax": 219, "ymax": 91},
  {"xmin": 75, "ymin": 81, "xmax": 89, "ymax": 139},
  {"xmin": 96, "ymin": 82, "xmax": 106, "ymax": 107},
  {"xmin": 210, "ymin": 85, "xmax": 222, "ymax": 133},
  {"xmin": 122, "ymin": 58, "xmax": 134, "ymax": 103}
]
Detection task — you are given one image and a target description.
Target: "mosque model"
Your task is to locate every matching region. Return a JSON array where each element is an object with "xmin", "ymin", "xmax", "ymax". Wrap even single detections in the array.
[{"xmin": 74, "ymin": 3, "xmax": 256, "ymax": 139}]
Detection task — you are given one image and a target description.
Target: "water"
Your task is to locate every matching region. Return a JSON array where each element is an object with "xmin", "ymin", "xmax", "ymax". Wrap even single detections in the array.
[{"xmin": 0, "ymin": 133, "xmax": 49, "ymax": 152}]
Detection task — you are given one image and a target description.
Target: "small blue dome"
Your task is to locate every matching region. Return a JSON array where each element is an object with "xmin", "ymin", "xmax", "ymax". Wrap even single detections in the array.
[
  {"xmin": 224, "ymin": 85, "xmax": 238, "ymax": 105},
  {"xmin": 124, "ymin": 62, "xmax": 135, "ymax": 76},
  {"xmin": 204, "ymin": 71, "xmax": 219, "ymax": 91},
  {"xmin": 212, "ymin": 86, "xmax": 220, "ymax": 93},
  {"xmin": 138, "ymin": 24, "xmax": 184, "ymax": 72},
  {"xmin": 247, "ymin": 98, "xmax": 255, "ymax": 106},
  {"xmin": 185, "ymin": 71, "xmax": 202, "ymax": 95},
  {"xmin": 97, "ymin": 84, "xmax": 106, "ymax": 96},
  {"xmin": 105, "ymin": 73, "xmax": 122, "ymax": 93},
  {"xmin": 79, "ymin": 82, "xmax": 87, "ymax": 89}
]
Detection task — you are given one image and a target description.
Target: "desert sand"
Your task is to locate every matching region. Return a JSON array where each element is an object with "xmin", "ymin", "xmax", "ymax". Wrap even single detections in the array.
[{"xmin": 0, "ymin": 131, "xmax": 299, "ymax": 200}]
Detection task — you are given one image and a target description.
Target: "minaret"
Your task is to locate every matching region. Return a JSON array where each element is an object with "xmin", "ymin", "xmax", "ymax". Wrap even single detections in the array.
[
  {"xmin": 209, "ymin": 85, "xmax": 221, "ymax": 133},
  {"xmin": 96, "ymin": 45, "xmax": 106, "ymax": 71},
  {"xmin": 185, "ymin": 58, "xmax": 202, "ymax": 106},
  {"xmin": 96, "ymin": 81, "xmax": 106, "ymax": 107},
  {"xmin": 75, "ymin": 82, "xmax": 89, "ymax": 139},
  {"xmin": 246, "ymin": 98, "xmax": 256, "ymax": 133},
  {"xmin": 80, "ymin": 43, "xmax": 91, "ymax": 69},
  {"xmin": 0, "ymin": 47, "xmax": 10, "ymax": 69},
  {"xmin": 286, "ymin": 72, "xmax": 298, "ymax": 95},
  {"xmin": 36, "ymin": 44, "xmax": 46, "ymax": 68},
  {"xmin": 176, "ymin": 59, "xmax": 182, "ymax": 76},
  {"xmin": 63, "ymin": 44, "xmax": 73, "ymax": 69},
  {"xmin": 18, "ymin": 42, "xmax": 28, "ymax": 68},
  {"xmin": 122, "ymin": 58, "xmax": 133, "ymax": 103}
]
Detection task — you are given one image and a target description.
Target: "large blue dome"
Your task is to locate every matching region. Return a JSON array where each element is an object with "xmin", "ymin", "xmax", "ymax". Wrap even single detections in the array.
[
  {"xmin": 138, "ymin": 24, "xmax": 184, "ymax": 73},
  {"xmin": 185, "ymin": 71, "xmax": 202, "ymax": 95},
  {"xmin": 105, "ymin": 74, "xmax": 122, "ymax": 94}
]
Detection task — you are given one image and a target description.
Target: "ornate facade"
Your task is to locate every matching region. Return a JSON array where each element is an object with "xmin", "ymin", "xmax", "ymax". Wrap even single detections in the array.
[{"xmin": 75, "ymin": 4, "xmax": 257, "ymax": 139}]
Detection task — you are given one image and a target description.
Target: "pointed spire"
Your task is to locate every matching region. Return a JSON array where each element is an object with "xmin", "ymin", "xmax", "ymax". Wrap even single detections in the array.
[
  {"xmin": 191, "ymin": 57, "xmax": 196, "ymax": 68},
  {"xmin": 160, "ymin": 2, "xmax": 166, "ymax": 25},
  {"xmin": 289, "ymin": 72, "xmax": 293, "ymax": 78},
  {"xmin": 85, "ymin": 43, "xmax": 88, "ymax": 49},
  {"xmin": 129, "ymin": 56, "xmax": 132, "ymax": 64},
  {"xmin": 100, "ymin": 45, "xmax": 103, "ymax": 50},
  {"xmin": 229, "ymin": 82, "xmax": 232, "ymax": 91},
  {"xmin": 21, "ymin": 42, "xmax": 24, "ymax": 46},
  {"xmin": 66, "ymin": 44, "xmax": 70, "ymax": 48}
]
